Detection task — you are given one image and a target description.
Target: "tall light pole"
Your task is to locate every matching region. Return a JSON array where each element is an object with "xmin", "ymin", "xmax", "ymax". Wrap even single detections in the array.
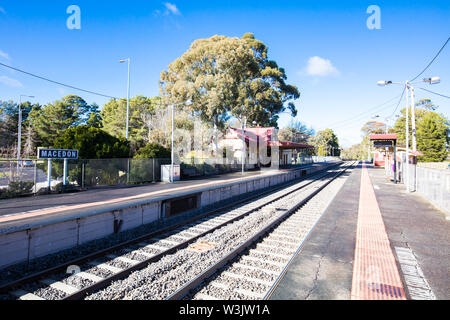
[
  {"xmin": 171, "ymin": 103, "xmax": 175, "ymax": 183},
  {"xmin": 405, "ymin": 81, "xmax": 410, "ymax": 192},
  {"xmin": 377, "ymin": 76, "xmax": 440, "ymax": 192},
  {"xmin": 17, "ymin": 95, "xmax": 34, "ymax": 163},
  {"xmin": 119, "ymin": 58, "xmax": 131, "ymax": 140},
  {"xmin": 241, "ymin": 115, "xmax": 247, "ymax": 175}
]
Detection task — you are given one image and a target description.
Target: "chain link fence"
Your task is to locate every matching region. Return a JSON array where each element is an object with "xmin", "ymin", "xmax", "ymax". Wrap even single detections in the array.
[
  {"xmin": 0, "ymin": 155, "xmax": 338, "ymax": 199},
  {"xmin": 0, "ymin": 158, "xmax": 171, "ymax": 199}
]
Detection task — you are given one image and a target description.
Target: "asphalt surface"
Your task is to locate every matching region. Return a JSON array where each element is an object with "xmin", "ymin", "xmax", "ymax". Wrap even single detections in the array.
[
  {"xmin": 369, "ymin": 166, "xmax": 450, "ymax": 300},
  {"xmin": 270, "ymin": 163, "xmax": 361, "ymax": 300},
  {"xmin": 270, "ymin": 163, "xmax": 449, "ymax": 300}
]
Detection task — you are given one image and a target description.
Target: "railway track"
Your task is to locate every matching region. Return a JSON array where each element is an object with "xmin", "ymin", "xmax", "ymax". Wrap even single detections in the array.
[{"xmin": 0, "ymin": 161, "xmax": 355, "ymax": 300}]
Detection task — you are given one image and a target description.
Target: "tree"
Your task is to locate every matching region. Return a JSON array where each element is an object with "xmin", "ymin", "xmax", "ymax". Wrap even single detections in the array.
[
  {"xmin": 28, "ymin": 95, "xmax": 94, "ymax": 147},
  {"xmin": 312, "ymin": 128, "xmax": 340, "ymax": 156},
  {"xmin": 101, "ymin": 96, "xmax": 160, "ymax": 147},
  {"xmin": 361, "ymin": 120, "xmax": 386, "ymax": 135},
  {"xmin": 393, "ymin": 107, "xmax": 428, "ymax": 147},
  {"xmin": 278, "ymin": 119, "xmax": 315, "ymax": 142},
  {"xmin": 393, "ymin": 99, "xmax": 449, "ymax": 161},
  {"xmin": 134, "ymin": 143, "xmax": 171, "ymax": 159},
  {"xmin": 0, "ymin": 100, "xmax": 41, "ymax": 156},
  {"xmin": 341, "ymin": 143, "xmax": 365, "ymax": 160},
  {"xmin": 86, "ymin": 103, "xmax": 102, "ymax": 128},
  {"xmin": 159, "ymin": 33, "xmax": 300, "ymax": 129},
  {"xmin": 54, "ymin": 125, "xmax": 130, "ymax": 159},
  {"xmin": 416, "ymin": 112, "xmax": 448, "ymax": 162}
]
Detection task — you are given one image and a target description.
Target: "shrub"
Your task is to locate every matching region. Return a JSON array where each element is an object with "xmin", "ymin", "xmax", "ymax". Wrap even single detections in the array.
[
  {"xmin": 134, "ymin": 143, "xmax": 171, "ymax": 159},
  {"xmin": 54, "ymin": 125, "xmax": 130, "ymax": 159},
  {"xmin": 0, "ymin": 181, "xmax": 34, "ymax": 198}
]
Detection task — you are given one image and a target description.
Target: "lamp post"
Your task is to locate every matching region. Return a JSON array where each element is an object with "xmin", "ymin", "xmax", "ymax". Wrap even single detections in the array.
[
  {"xmin": 377, "ymin": 76, "xmax": 440, "ymax": 192},
  {"xmin": 241, "ymin": 115, "xmax": 247, "ymax": 175},
  {"xmin": 171, "ymin": 103, "xmax": 175, "ymax": 183},
  {"xmin": 119, "ymin": 58, "xmax": 131, "ymax": 140},
  {"xmin": 17, "ymin": 95, "xmax": 34, "ymax": 170}
]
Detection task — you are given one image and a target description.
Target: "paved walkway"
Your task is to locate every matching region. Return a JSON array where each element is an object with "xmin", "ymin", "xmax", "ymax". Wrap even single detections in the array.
[
  {"xmin": 270, "ymin": 162, "xmax": 449, "ymax": 300},
  {"xmin": 0, "ymin": 163, "xmax": 327, "ymax": 229},
  {"xmin": 351, "ymin": 164, "xmax": 405, "ymax": 300}
]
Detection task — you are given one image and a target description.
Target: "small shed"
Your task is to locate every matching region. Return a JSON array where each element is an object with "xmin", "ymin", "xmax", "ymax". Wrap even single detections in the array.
[{"xmin": 370, "ymin": 134, "xmax": 398, "ymax": 184}]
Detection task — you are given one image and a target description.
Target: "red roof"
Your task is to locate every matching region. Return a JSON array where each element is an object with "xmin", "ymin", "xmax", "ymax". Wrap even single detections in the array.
[
  {"xmin": 370, "ymin": 134, "xmax": 397, "ymax": 140},
  {"xmin": 226, "ymin": 127, "xmax": 313, "ymax": 149},
  {"xmin": 269, "ymin": 141, "xmax": 314, "ymax": 149}
]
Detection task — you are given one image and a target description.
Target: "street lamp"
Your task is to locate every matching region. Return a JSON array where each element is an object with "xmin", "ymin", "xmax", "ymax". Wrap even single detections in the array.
[
  {"xmin": 17, "ymin": 95, "xmax": 34, "ymax": 163},
  {"xmin": 119, "ymin": 58, "xmax": 131, "ymax": 140},
  {"xmin": 423, "ymin": 77, "xmax": 440, "ymax": 84},
  {"xmin": 377, "ymin": 76, "xmax": 441, "ymax": 192},
  {"xmin": 241, "ymin": 114, "xmax": 247, "ymax": 175}
]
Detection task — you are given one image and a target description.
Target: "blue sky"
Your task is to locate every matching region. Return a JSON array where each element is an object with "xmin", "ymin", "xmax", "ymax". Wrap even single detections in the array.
[{"xmin": 0, "ymin": 0, "xmax": 449, "ymax": 147}]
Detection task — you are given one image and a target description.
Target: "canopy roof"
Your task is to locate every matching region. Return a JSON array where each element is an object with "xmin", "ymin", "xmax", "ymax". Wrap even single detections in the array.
[
  {"xmin": 227, "ymin": 127, "xmax": 314, "ymax": 149},
  {"xmin": 370, "ymin": 134, "xmax": 397, "ymax": 141}
]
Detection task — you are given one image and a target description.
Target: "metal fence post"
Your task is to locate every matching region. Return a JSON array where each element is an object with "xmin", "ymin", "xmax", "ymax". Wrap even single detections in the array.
[
  {"xmin": 33, "ymin": 160, "xmax": 37, "ymax": 194},
  {"xmin": 82, "ymin": 162, "xmax": 85, "ymax": 189},
  {"xmin": 127, "ymin": 158, "xmax": 130, "ymax": 184},
  {"xmin": 152, "ymin": 158, "xmax": 156, "ymax": 183}
]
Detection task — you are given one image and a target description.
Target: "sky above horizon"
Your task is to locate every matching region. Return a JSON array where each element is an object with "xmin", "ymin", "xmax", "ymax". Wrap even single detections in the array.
[{"xmin": 0, "ymin": 0, "xmax": 449, "ymax": 147}]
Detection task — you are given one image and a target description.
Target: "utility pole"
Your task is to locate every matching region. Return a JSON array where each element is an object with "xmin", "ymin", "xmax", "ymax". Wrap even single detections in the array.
[
  {"xmin": 119, "ymin": 58, "xmax": 131, "ymax": 140},
  {"xmin": 241, "ymin": 115, "xmax": 246, "ymax": 175},
  {"xmin": 405, "ymin": 81, "xmax": 410, "ymax": 193},
  {"xmin": 377, "ymin": 77, "xmax": 441, "ymax": 191},
  {"xmin": 409, "ymin": 85, "xmax": 417, "ymax": 152},
  {"xmin": 171, "ymin": 104, "xmax": 175, "ymax": 183}
]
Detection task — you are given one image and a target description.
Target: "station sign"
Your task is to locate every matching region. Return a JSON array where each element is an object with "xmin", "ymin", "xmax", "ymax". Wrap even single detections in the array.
[
  {"xmin": 38, "ymin": 148, "xmax": 79, "ymax": 160},
  {"xmin": 373, "ymin": 140, "xmax": 393, "ymax": 148}
]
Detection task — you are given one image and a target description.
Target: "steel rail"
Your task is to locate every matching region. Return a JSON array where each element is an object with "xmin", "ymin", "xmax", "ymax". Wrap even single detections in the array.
[
  {"xmin": 0, "ymin": 163, "xmax": 338, "ymax": 295},
  {"xmin": 61, "ymin": 163, "xmax": 343, "ymax": 300},
  {"xmin": 165, "ymin": 162, "xmax": 355, "ymax": 300},
  {"xmin": 262, "ymin": 161, "xmax": 357, "ymax": 300}
]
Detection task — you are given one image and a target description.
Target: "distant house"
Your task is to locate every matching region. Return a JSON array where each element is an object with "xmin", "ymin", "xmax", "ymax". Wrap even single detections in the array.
[{"xmin": 221, "ymin": 127, "xmax": 314, "ymax": 167}]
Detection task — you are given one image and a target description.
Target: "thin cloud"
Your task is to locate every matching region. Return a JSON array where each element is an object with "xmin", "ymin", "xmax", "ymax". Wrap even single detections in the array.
[
  {"xmin": 0, "ymin": 75, "xmax": 23, "ymax": 88},
  {"xmin": 164, "ymin": 2, "xmax": 181, "ymax": 15},
  {"xmin": 0, "ymin": 49, "xmax": 10, "ymax": 60},
  {"xmin": 304, "ymin": 56, "xmax": 339, "ymax": 77},
  {"xmin": 0, "ymin": 7, "xmax": 6, "ymax": 14}
]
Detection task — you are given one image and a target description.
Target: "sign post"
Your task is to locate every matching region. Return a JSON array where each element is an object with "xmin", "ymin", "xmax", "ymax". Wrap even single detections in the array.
[
  {"xmin": 38, "ymin": 148, "xmax": 79, "ymax": 190},
  {"xmin": 47, "ymin": 159, "xmax": 52, "ymax": 191}
]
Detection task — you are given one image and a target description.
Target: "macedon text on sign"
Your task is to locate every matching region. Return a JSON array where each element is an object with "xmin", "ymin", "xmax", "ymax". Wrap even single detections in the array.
[{"xmin": 38, "ymin": 149, "xmax": 79, "ymax": 160}]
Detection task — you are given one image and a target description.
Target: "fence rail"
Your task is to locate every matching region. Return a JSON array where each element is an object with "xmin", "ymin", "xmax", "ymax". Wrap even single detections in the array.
[
  {"xmin": 391, "ymin": 159, "xmax": 450, "ymax": 215},
  {"xmin": 0, "ymin": 155, "xmax": 335, "ymax": 199},
  {"xmin": 0, "ymin": 158, "xmax": 172, "ymax": 199}
]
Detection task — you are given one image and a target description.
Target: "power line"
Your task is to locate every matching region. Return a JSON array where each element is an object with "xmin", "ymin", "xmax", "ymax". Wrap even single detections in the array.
[
  {"xmin": 409, "ymin": 37, "xmax": 450, "ymax": 82},
  {"xmin": 321, "ymin": 94, "xmax": 402, "ymax": 129},
  {"xmin": 417, "ymin": 87, "xmax": 450, "ymax": 99},
  {"xmin": 0, "ymin": 62, "xmax": 119, "ymax": 100},
  {"xmin": 329, "ymin": 101, "xmax": 400, "ymax": 131},
  {"xmin": 388, "ymin": 85, "xmax": 406, "ymax": 118}
]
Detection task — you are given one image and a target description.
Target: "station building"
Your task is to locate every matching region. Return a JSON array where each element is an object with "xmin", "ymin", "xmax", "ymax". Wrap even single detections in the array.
[{"xmin": 221, "ymin": 127, "xmax": 314, "ymax": 167}]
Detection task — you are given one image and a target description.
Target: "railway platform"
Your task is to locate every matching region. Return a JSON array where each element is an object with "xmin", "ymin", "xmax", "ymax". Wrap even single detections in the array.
[
  {"xmin": 270, "ymin": 162, "xmax": 449, "ymax": 300},
  {"xmin": 0, "ymin": 161, "xmax": 338, "ymax": 270}
]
